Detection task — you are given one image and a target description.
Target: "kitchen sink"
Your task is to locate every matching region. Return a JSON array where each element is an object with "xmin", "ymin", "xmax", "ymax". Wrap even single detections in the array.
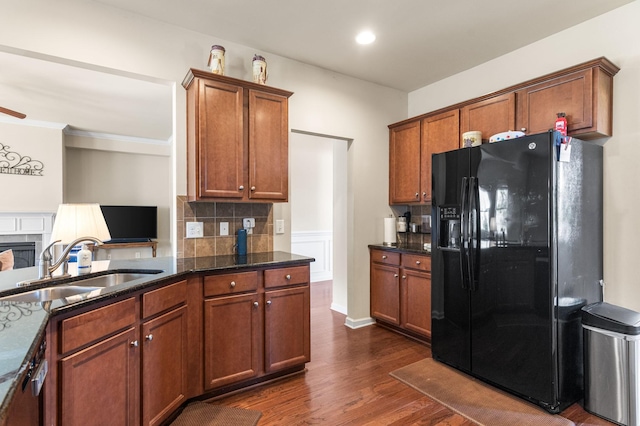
[
  {"xmin": 2, "ymin": 270, "xmax": 163, "ymax": 303},
  {"xmin": 0, "ymin": 285, "xmax": 104, "ymax": 303},
  {"xmin": 71, "ymin": 271, "xmax": 162, "ymax": 288}
]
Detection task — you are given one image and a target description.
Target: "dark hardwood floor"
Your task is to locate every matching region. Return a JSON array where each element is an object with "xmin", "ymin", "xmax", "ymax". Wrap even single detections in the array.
[{"xmin": 214, "ymin": 281, "xmax": 612, "ymax": 425}]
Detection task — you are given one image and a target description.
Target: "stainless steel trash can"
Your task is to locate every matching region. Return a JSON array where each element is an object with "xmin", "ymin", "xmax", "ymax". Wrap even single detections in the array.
[{"xmin": 582, "ymin": 302, "xmax": 640, "ymax": 426}]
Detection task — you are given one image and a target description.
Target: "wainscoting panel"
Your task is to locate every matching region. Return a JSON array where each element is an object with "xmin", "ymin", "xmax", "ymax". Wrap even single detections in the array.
[{"xmin": 291, "ymin": 231, "xmax": 332, "ymax": 282}]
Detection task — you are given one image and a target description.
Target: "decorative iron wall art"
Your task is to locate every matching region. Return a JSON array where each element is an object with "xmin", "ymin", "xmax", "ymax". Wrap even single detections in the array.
[{"xmin": 0, "ymin": 143, "xmax": 44, "ymax": 176}]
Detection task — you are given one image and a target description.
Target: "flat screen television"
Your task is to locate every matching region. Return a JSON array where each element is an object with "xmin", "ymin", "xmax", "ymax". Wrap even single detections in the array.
[{"xmin": 100, "ymin": 205, "xmax": 157, "ymax": 243}]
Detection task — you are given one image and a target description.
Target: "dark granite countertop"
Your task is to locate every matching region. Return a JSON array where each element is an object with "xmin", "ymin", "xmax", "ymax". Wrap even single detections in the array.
[
  {"xmin": 368, "ymin": 243, "xmax": 431, "ymax": 255},
  {"xmin": 0, "ymin": 251, "xmax": 313, "ymax": 421}
]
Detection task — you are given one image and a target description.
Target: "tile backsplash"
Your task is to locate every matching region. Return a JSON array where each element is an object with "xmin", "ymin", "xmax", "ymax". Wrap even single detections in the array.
[
  {"xmin": 176, "ymin": 196, "xmax": 273, "ymax": 258},
  {"xmin": 391, "ymin": 205, "xmax": 432, "ymax": 247}
]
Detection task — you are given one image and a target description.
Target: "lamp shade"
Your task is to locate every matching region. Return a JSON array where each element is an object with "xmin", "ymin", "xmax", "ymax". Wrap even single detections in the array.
[{"xmin": 50, "ymin": 204, "xmax": 111, "ymax": 245}]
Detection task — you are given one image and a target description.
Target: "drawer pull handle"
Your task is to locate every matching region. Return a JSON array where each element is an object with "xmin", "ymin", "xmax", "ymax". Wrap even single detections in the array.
[
  {"xmin": 266, "ymin": 300, "xmax": 272, "ymax": 306},
  {"xmin": 285, "ymin": 274, "xmax": 291, "ymax": 280},
  {"xmin": 145, "ymin": 334, "xmax": 153, "ymax": 342},
  {"xmin": 416, "ymin": 261, "xmax": 421, "ymax": 265},
  {"xmin": 239, "ymin": 185, "xmax": 245, "ymax": 190},
  {"xmin": 382, "ymin": 255, "xmax": 387, "ymax": 259},
  {"xmin": 130, "ymin": 340, "xmax": 139, "ymax": 347},
  {"xmin": 251, "ymin": 186, "xmax": 256, "ymax": 191},
  {"xmin": 415, "ymin": 192, "xmax": 419, "ymax": 199},
  {"xmin": 394, "ymin": 274, "xmax": 399, "ymax": 278},
  {"xmin": 253, "ymin": 301, "xmax": 259, "ymax": 307},
  {"xmin": 402, "ymin": 275, "xmax": 406, "ymax": 279},
  {"xmin": 230, "ymin": 281, "xmax": 236, "ymax": 288}
]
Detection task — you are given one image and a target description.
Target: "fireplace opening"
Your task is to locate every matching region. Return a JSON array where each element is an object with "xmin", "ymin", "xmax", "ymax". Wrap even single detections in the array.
[{"xmin": 0, "ymin": 242, "xmax": 36, "ymax": 269}]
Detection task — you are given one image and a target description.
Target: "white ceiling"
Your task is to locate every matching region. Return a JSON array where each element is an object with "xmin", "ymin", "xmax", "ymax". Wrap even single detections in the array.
[
  {"xmin": 0, "ymin": 0, "xmax": 633, "ymax": 140},
  {"xmin": 94, "ymin": 0, "xmax": 633, "ymax": 91},
  {"xmin": 0, "ymin": 50, "xmax": 173, "ymax": 141}
]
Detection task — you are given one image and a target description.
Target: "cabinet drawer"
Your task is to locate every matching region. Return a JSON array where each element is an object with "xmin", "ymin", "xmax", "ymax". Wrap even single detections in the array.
[
  {"xmin": 264, "ymin": 266, "xmax": 309, "ymax": 289},
  {"xmin": 142, "ymin": 280, "xmax": 187, "ymax": 319},
  {"xmin": 371, "ymin": 249, "xmax": 400, "ymax": 266},
  {"xmin": 401, "ymin": 254, "xmax": 431, "ymax": 272},
  {"xmin": 60, "ymin": 297, "xmax": 136, "ymax": 354},
  {"xmin": 204, "ymin": 271, "xmax": 258, "ymax": 297}
]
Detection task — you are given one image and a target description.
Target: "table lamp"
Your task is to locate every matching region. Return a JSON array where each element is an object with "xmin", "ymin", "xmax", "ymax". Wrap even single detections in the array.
[{"xmin": 49, "ymin": 204, "xmax": 111, "ymax": 275}]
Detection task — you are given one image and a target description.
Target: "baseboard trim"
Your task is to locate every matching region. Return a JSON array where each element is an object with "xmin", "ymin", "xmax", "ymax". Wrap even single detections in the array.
[{"xmin": 344, "ymin": 316, "xmax": 375, "ymax": 329}]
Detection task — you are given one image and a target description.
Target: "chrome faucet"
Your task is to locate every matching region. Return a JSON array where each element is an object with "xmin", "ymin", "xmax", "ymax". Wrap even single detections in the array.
[{"xmin": 38, "ymin": 236, "xmax": 104, "ymax": 280}]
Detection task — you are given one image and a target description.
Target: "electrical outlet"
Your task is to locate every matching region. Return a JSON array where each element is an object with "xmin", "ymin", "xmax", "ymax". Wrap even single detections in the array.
[
  {"xmin": 135, "ymin": 252, "xmax": 141, "ymax": 258},
  {"xmin": 220, "ymin": 222, "xmax": 229, "ymax": 236},
  {"xmin": 276, "ymin": 219, "xmax": 285, "ymax": 234},
  {"xmin": 243, "ymin": 218, "xmax": 255, "ymax": 235},
  {"xmin": 186, "ymin": 221, "xmax": 204, "ymax": 238}
]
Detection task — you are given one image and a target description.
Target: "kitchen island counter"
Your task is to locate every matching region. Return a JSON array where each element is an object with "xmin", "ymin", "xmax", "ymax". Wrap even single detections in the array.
[{"xmin": 0, "ymin": 251, "xmax": 313, "ymax": 424}]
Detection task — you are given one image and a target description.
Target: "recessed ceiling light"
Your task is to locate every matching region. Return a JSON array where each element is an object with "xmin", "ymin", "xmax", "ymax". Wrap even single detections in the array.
[{"xmin": 356, "ymin": 31, "xmax": 376, "ymax": 45}]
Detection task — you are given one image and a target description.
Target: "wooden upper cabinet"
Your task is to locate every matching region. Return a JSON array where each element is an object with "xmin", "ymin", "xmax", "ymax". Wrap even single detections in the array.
[
  {"xmin": 460, "ymin": 92, "xmax": 515, "ymax": 143},
  {"xmin": 516, "ymin": 58, "xmax": 619, "ymax": 139},
  {"xmin": 183, "ymin": 69, "xmax": 293, "ymax": 202},
  {"xmin": 194, "ymin": 78, "xmax": 244, "ymax": 199},
  {"xmin": 249, "ymin": 90, "xmax": 289, "ymax": 201},
  {"xmin": 421, "ymin": 110, "xmax": 459, "ymax": 203},
  {"xmin": 389, "ymin": 120, "xmax": 422, "ymax": 204}
]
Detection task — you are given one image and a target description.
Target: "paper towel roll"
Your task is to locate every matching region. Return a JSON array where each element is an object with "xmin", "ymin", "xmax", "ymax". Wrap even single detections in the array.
[{"xmin": 383, "ymin": 217, "xmax": 397, "ymax": 245}]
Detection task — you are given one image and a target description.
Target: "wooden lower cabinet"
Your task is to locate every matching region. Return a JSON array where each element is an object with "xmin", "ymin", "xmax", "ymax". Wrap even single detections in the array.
[
  {"xmin": 264, "ymin": 285, "xmax": 310, "ymax": 372},
  {"xmin": 141, "ymin": 305, "xmax": 188, "ymax": 426},
  {"xmin": 41, "ymin": 263, "xmax": 312, "ymax": 425},
  {"xmin": 370, "ymin": 262, "xmax": 400, "ymax": 325},
  {"xmin": 202, "ymin": 265, "xmax": 311, "ymax": 391},
  {"xmin": 203, "ymin": 293, "xmax": 260, "ymax": 389},
  {"xmin": 47, "ymin": 281, "xmax": 188, "ymax": 426},
  {"xmin": 370, "ymin": 248, "xmax": 431, "ymax": 341},
  {"xmin": 401, "ymin": 268, "xmax": 431, "ymax": 338},
  {"xmin": 59, "ymin": 328, "xmax": 139, "ymax": 426}
]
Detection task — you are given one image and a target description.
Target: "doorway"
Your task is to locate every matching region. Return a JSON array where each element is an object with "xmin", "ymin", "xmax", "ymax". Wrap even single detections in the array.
[{"xmin": 289, "ymin": 131, "xmax": 348, "ymax": 314}]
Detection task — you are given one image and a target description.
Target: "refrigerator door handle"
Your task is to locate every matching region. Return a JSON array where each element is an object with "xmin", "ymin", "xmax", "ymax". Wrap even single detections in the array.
[
  {"xmin": 460, "ymin": 177, "xmax": 470, "ymax": 290},
  {"xmin": 468, "ymin": 177, "xmax": 480, "ymax": 291}
]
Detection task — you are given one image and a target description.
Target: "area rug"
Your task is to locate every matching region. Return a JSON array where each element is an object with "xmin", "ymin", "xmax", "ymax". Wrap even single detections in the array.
[
  {"xmin": 170, "ymin": 401, "xmax": 262, "ymax": 426},
  {"xmin": 390, "ymin": 358, "xmax": 575, "ymax": 426}
]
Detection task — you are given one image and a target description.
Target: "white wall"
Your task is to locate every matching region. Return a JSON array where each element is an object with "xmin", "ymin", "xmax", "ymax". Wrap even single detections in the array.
[
  {"xmin": 291, "ymin": 134, "xmax": 333, "ymax": 233},
  {"xmin": 64, "ymin": 134, "xmax": 172, "ymax": 258},
  {"xmin": 290, "ymin": 133, "xmax": 334, "ymax": 283},
  {"xmin": 1, "ymin": 0, "xmax": 407, "ymax": 324},
  {"xmin": 409, "ymin": 2, "xmax": 640, "ymax": 312},
  {"xmin": 0, "ymin": 122, "xmax": 64, "ymax": 212}
]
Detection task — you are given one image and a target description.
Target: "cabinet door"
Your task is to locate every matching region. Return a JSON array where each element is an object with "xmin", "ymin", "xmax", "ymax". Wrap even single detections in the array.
[
  {"xmin": 370, "ymin": 262, "xmax": 400, "ymax": 325},
  {"xmin": 421, "ymin": 110, "xmax": 460, "ymax": 203},
  {"xmin": 264, "ymin": 286, "xmax": 310, "ymax": 373},
  {"xmin": 141, "ymin": 306, "xmax": 188, "ymax": 426},
  {"xmin": 248, "ymin": 89, "xmax": 289, "ymax": 201},
  {"xmin": 401, "ymin": 269, "xmax": 432, "ymax": 338},
  {"xmin": 516, "ymin": 68, "xmax": 595, "ymax": 136},
  {"xmin": 59, "ymin": 328, "xmax": 138, "ymax": 426},
  {"xmin": 203, "ymin": 293, "xmax": 260, "ymax": 389},
  {"xmin": 389, "ymin": 120, "xmax": 422, "ymax": 204},
  {"xmin": 197, "ymin": 78, "xmax": 245, "ymax": 199},
  {"xmin": 461, "ymin": 92, "xmax": 515, "ymax": 142}
]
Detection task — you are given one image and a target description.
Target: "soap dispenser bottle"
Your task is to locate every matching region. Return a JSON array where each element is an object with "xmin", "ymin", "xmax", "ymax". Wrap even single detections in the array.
[{"xmin": 76, "ymin": 243, "xmax": 93, "ymax": 275}]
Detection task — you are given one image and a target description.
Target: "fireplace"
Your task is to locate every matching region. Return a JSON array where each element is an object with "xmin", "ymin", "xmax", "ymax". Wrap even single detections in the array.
[
  {"xmin": 0, "ymin": 212, "xmax": 54, "ymax": 270},
  {"xmin": 0, "ymin": 242, "xmax": 36, "ymax": 269}
]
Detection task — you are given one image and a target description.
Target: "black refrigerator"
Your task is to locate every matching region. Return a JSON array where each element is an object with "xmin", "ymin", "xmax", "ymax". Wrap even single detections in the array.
[{"xmin": 430, "ymin": 131, "xmax": 603, "ymax": 413}]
